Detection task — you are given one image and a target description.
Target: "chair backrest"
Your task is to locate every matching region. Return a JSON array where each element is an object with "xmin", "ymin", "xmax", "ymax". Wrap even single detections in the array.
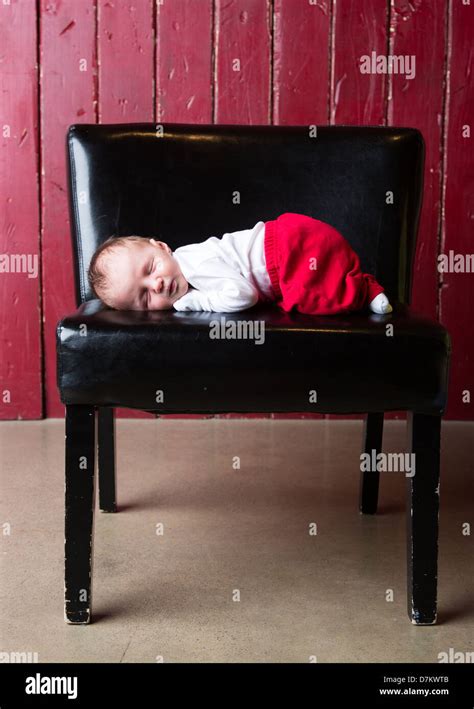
[{"xmin": 66, "ymin": 123, "xmax": 424, "ymax": 307}]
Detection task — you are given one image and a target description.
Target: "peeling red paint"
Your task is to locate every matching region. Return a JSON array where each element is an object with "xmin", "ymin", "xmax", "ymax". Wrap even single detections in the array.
[
  {"xmin": 18, "ymin": 129, "xmax": 28, "ymax": 147},
  {"xmin": 39, "ymin": 0, "xmax": 97, "ymax": 419},
  {"xmin": 98, "ymin": 0, "xmax": 154, "ymax": 123},
  {"xmin": 389, "ymin": 0, "xmax": 445, "ymax": 326},
  {"xmin": 213, "ymin": 0, "xmax": 270, "ymax": 124},
  {"xmin": 441, "ymin": 0, "xmax": 473, "ymax": 418},
  {"xmin": 273, "ymin": 0, "xmax": 330, "ymax": 125},
  {"xmin": 1, "ymin": 0, "xmax": 42, "ymax": 419},
  {"xmin": 44, "ymin": 2, "xmax": 61, "ymax": 16},
  {"xmin": 157, "ymin": 0, "xmax": 212, "ymax": 123},
  {"xmin": 59, "ymin": 20, "xmax": 75, "ymax": 36}
]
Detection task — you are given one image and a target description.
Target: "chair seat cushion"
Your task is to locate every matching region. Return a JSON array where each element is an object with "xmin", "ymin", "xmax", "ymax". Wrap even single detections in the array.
[{"xmin": 56, "ymin": 300, "xmax": 451, "ymax": 415}]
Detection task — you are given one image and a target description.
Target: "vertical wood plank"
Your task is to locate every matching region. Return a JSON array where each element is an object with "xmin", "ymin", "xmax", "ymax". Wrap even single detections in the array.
[
  {"xmin": 156, "ymin": 0, "xmax": 213, "ymax": 122},
  {"xmin": 331, "ymin": 0, "xmax": 387, "ymax": 125},
  {"xmin": 40, "ymin": 0, "xmax": 97, "ymax": 417},
  {"xmin": 0, "ymin": 0, "xmax": 42, "ymax": 419},
  {"xmin": 388, "ymin": 0, "xmax": 446, "ymax": 321},
  {"xmin": 214, "ymin": 0, "xmax": 271, "ymax": 124},
  {"xmin": 440, "ymin": 0, "xmax": 473, "ymax": 420},
  {"xmin": 98, "ymin": 0, "xmax": 154, "ymax": 123},
  {"xmin": 273, "ymin": 0, "xmax": 331, "ymax": 124}
]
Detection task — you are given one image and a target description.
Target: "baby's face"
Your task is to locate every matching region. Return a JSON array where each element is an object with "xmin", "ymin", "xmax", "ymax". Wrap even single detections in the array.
[{"xmin": 102, "ymin": 238, "xmax": 189, "ymax": 310}]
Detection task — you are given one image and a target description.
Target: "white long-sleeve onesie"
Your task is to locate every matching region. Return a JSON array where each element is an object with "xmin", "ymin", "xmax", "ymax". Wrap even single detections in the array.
[{"xmin": 172, "ymin": 220, "xmax": 275, "ymax": 312}]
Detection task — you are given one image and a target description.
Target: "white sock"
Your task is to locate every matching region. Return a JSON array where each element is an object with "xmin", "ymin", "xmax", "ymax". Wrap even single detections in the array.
[{"xmin": 369, "ymin": 292, "xmax": 393, "ymax": 314}]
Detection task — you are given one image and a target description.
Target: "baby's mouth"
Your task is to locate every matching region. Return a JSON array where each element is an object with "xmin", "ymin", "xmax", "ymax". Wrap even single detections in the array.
[{"xmin": 170, "ymin": 279, "xmax": 177, "ymax": 296}]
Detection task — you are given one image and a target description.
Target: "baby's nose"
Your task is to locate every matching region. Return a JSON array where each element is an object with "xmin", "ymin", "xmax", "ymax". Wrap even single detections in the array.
[{"xmin": 150, "ymin": 276, "xmax": 164, "ymax": 293}]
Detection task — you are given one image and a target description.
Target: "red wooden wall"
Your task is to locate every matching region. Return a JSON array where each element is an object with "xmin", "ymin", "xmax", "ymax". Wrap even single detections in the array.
[{"xmin": 0, "ymin": 0, "xmax": 472, "ymax": 421}]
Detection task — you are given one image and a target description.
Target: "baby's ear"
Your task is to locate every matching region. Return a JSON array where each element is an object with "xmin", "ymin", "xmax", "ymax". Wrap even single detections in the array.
[{"xmin": 150, "ymin": 238, "xmax": 171, "ymax": 254}]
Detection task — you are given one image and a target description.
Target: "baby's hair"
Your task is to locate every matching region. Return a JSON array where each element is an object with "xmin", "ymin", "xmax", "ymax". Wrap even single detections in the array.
[{"xmin": 87, "ymin": 235, "xmax": 150, "ymax": 301}]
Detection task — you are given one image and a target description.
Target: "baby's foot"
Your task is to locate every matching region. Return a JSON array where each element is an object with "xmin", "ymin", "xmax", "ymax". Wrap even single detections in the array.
[{"xmin": 369, "ymin": 293, "xmax": 393, "ymax": 314}]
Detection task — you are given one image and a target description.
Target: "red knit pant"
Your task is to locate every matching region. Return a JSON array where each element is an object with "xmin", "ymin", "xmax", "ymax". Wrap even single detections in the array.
[{"xmin": 264, "ymin": 213, "xmax": 385, "ymax": 315}]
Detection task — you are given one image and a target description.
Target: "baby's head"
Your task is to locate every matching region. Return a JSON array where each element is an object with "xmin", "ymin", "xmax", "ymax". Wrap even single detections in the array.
[{"xmin": 87, "ymin": 235, "xmax": 189, "ymax": 310}]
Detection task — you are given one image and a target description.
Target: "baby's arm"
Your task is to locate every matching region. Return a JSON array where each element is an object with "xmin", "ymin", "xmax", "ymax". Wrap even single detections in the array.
[
  {"xmin": 173, "ymin": 256, "xmax": 259, "ymax": 313},
  {"xmin": 173, "ymin": 286, "xmax": 258, "ymax": 312}
]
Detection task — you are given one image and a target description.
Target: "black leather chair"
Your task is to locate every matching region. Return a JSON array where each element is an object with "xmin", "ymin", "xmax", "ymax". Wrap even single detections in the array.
[{"xmin": 57, "ymin": 123, "xmax": 451, "ymax": 626}]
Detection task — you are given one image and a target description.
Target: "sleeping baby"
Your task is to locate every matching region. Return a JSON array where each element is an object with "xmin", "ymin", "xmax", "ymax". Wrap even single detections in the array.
[{"xmin": 87, "ymin": 212, "xmax": 393, "ymax": 316}]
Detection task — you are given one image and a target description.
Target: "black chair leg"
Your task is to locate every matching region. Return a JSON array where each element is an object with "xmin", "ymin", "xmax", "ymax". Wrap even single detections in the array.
[
  {"xmin": 64, "ymin": 405, "xmax": 96, "ymax": 624},
  {"xmin": 359, "ymin": 412, "xmax": 384, "ymax": 514},
  {"xmin": 406, "ymin": 411, "xmax": 441, "ymax": 625},
  {"xmin": 98, "ymin": 407, "xmax": 117, "ymax": 512}
]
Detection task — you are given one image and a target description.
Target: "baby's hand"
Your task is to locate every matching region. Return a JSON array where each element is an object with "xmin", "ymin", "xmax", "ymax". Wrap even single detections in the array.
[{"xmin": 369, "ymin": 293, "xmax": 393, "ymax": 314}]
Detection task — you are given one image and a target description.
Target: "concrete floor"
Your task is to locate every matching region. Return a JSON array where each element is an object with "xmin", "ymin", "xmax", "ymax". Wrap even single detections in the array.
[{"xmin": 0, "ymin": 418, "xmax": 472, "ymax": 663}]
